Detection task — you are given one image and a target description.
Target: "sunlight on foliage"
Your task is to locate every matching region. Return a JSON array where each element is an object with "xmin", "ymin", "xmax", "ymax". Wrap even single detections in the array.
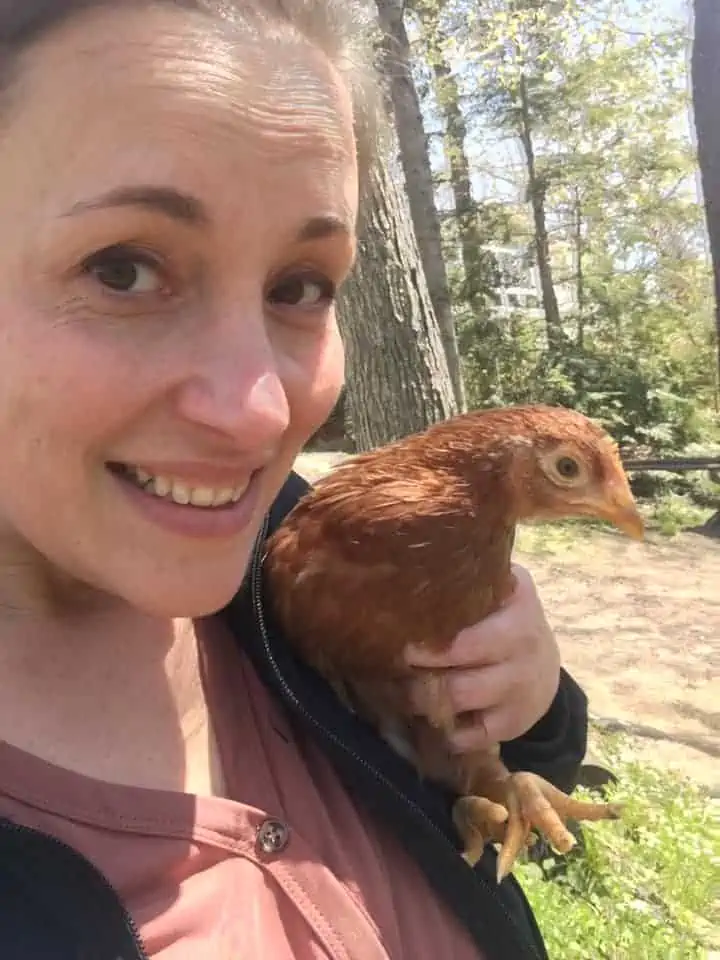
[
  {"xmin": 646, "ymin": 493, "xmax": 713, "ymax": 537},
  {"xmin": 515, "ymin": 494, "xmax": 715, "ymax": 552},
  {"xmin": 516, "ymin": 738, "xmax": 719, "ymax": 959}
]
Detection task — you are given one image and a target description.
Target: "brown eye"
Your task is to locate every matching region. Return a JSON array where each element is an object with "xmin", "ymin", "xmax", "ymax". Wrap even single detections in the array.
[
  {"xmin": 556, "ymin": 456, "xmax": 580, "ymax": 479},
  {"xmin": 269, "ymin": 272, "xmax": 336, "ymax": 308},
  {"xmin": 83, "ymin": 246, "xmax": 164, "ymax": 294}
]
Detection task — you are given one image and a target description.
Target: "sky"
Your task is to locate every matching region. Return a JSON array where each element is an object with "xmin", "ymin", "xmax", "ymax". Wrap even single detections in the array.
[
  {"xmin": 630, "ymin": 0, "xmax": 687, "ymax": 20},
  {"xmin": 422, "ymin": 0, "xmax": 698, "ymax": 209}
]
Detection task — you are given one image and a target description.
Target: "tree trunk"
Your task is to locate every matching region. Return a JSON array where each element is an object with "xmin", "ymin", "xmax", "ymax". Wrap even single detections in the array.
[
  {"xmin": 574, "ymin": 187, "xmax": 585, "ymax": 319},
  {"xmin": 518, "ymin": 73, "xmax": 564, "ymax": 355},
  {"xmin": 337, "ymin": 156, "xmax": 458, "ymax": 451},
  {"xmin": 573, "ymin": 185, "xmax": 586, "ymax": 353},
  {"xmin": 438, "ymin": 63, "xmax": 486, "ymax": 314},
  {"xmin": 414, "ymin": 0, "xmax": 486, "ymax": 316},
  {"xmin": 305, "ymin": 393, "xmax": 351, "ymax": 451},
  {"xmin": 411, "ymin": 0, "xmax": 503, "ymax": 403},
  {"xmin": 374, "ymin": 0, "xmax": 466, "ymax": 410},
  {"xmin": 692, "ymin": 0, "xmax": 720, "ymax": 380}
]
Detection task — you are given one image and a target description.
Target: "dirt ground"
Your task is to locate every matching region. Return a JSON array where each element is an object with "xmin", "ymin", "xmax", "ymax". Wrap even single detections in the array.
[{"xmin": 294, "ymin": 452, "xmax": 720, "ymax": 794}]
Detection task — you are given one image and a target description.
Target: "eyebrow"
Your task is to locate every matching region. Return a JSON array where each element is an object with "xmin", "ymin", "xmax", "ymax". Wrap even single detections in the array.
[
  {"xmin": 296, "ymin": 215, "xmax": 352, "ymax": 243},
  {"xmin": 64, "ymin": 186, "xmax": 352, "ymax": 241},
  {"xmin": 65, "ymin": 186, "xmax": 209, "ymax": 225}
]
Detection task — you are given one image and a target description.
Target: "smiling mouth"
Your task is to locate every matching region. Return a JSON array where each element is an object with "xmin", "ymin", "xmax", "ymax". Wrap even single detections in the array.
[{"xmin": 108, "ymin": 462, "xmax": 252, "ymax": 509}]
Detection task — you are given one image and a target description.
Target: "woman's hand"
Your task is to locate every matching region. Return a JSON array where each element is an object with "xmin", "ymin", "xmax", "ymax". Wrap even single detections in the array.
[{"xmin": 404, "ymin": 565, "xmax": 561, "ymax": 753}]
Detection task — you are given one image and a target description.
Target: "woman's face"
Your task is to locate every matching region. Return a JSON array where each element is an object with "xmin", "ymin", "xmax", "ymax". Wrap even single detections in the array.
[{"xmin": 0, "ymin": 5, "xmax": 357, "ymax": 617}]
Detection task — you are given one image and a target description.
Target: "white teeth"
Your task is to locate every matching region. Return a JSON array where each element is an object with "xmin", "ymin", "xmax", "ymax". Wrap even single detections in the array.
[
  {"xmin": 169, "ymin": 482, "xmax": 191, "ymax": 506},
  {"xmin": 124, "ymin": 466, "xmax": 249, "ymax": 509},
  {"xmin": 189, "ymin": 487, "xmax": 216, "ymax": 507},
  {"xmin": 151, "ymin": 475, "xmax": 172, "ymax": 497},
  {"xmin": 212, "ymin": 488, "xmax": 235, "ymax": 507}
]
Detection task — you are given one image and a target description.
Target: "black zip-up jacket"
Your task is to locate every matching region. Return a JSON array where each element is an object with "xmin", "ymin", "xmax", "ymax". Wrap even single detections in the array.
[{"xmin": 0, "ymin": 471, "xmax": 588, "ymax": 960}]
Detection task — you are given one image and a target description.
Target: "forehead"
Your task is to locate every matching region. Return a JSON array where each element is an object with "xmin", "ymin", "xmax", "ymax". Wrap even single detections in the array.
[{"xmin": 5, "ymin": 4, "xmax": 357, "ymax": 221}]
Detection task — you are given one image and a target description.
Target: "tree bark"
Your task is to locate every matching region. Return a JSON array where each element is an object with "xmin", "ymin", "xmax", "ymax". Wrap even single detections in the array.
[
  {"xmin": 692, "ymin": 0, "xmax": 720, "ymax": 380},
  {"xmin": 337, "ymin": 156, "xmax": 458, "ymax": 451},
  {"xmin": 374, "ymin": 0, "xmax": 466, "ymax": 410},
  {"xmin": 414, "ymin": 0, "xmax": 486, "ymax": 316},
  {"xmin": 437, "ymin": 62, "xmax": 486, "ymax": 314},
  {"xmin": 518, "ymin": 73, "xmax": 564, "ymax": 355},
  {"xmin": 573, "ymin": 187, "xmax": 585, "ymax": 319},
  {"xmin": 572, "ymin": 185, "xmax": 586, "ymax": 355}
]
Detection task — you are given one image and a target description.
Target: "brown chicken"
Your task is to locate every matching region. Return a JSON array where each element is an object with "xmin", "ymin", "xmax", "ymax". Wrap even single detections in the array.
[{"xmin": 264, "ymin": 404, "xmax": 643, "ymax": 881}]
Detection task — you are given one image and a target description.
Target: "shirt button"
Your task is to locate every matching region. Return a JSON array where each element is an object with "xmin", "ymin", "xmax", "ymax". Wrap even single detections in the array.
[{"xmin": 256, "ymin": 818, "xmax": 291, "ymax": 855}]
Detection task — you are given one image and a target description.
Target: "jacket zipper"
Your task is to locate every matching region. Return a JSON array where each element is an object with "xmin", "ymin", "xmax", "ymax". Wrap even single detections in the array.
[
  {"xmin": 250, "ymin": 522, "xmax": 541, "ymax": 960},
  {"xmin": 0, "ymin": 818, "xmax": 149, "ymax": 960}
]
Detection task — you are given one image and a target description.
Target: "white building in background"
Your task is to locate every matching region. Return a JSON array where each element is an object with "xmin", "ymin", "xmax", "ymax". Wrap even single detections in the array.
[{"xmin": 487, "ymin": 242, "xmax": 577, "ymax": 320}]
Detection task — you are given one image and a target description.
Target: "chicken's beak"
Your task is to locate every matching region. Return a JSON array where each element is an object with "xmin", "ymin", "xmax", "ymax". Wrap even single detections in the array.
[
  {"xmin": 596, "ymin": 482, "xmax": 645, "ymax": 540},
  {"xmin": 605, "ymin": 502, "xmax": 645, "ymax": 540}
]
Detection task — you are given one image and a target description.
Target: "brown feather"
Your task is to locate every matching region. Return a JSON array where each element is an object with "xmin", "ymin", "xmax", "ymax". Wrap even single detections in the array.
[{"xmin": 264, "ymin": 404, "xmax": 640, "ymax": 809}]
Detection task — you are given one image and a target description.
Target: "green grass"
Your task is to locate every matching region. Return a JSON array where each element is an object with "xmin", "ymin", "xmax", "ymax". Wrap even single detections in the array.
[
  {"xmin": 514, "ymin": 495, "xmax": 715, "ymax": 554},
  {"xmin": 644, "ymin": 493, "xmax": 714, "ymax": 537},
  {"xmin": 515, "ymin": 739, "xmax": 719, "ymax": 959},
  {"xmin": 516, "ymin": 518, "xmax": 619, "ymax": 554}
]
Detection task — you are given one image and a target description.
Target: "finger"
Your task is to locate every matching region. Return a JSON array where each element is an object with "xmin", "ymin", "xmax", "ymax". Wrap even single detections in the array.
[
  {"xmin": 450, "ymin": 663, "xmax": 513, "ymax": 716},
  {"xmin": 405, "ymin": 571, "xmax": 541, "ymax": 670},
  {"xmin": 448, "ymin": 709, "xmax": 502, "ymax": 753},
  {"xmin": 448, "ymin": 699, "xmax": 538, "ymax": 752},
  {"xmin": 407, "ymin": 662, "xmax": 512, "ymax": 717},
  {"xmin": 509, "ymin": 563, "xmax": 534, "ymax": 594},
  {"xmin": 404, "ymin": 617, "xmax": 515, "ymax": 669}
]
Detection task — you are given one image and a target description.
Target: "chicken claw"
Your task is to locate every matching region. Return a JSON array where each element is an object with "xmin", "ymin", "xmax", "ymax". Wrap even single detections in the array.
[
  {"xmin": 494, "ymin": 772, "xmax": 622, "ymax": 883},
  {"xmin": 452, "ymin": 795, "xmax": 509, "ymax": 868}
]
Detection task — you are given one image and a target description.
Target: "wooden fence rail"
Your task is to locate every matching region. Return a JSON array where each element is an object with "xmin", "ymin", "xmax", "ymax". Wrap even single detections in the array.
[{"xmin": 621, "ymin": 456, "xmax": 720, "ymax": 537}]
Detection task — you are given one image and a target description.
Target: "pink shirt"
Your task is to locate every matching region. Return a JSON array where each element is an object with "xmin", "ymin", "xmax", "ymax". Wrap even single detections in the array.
[{"xmin": 0, "ymin": 620, "xmax": 481, "ymax": 959}]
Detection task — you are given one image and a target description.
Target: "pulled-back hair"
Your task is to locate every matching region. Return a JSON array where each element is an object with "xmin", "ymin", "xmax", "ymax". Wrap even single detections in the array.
[{"xmin": 0, "ymin": 0, "xmax": 381, "ymax": 190}]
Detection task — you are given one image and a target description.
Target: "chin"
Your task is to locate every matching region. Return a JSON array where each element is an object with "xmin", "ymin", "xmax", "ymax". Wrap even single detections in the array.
[
  {"xmin": 93, "ymin": 467, "xmax": 288, "ymax": 617},
  {"xmin": 126, "ymin": 570, "xmax": 251, "ymax": 619},
  {"xmin": 103, "ymin": 540, "xmax": 257, "ymax": 620}
]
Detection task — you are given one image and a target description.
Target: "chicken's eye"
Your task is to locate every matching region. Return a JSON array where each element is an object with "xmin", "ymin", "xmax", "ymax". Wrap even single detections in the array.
[{"xmin": 555, "ymin": 456, "xmax": 581, "ymax": 479}]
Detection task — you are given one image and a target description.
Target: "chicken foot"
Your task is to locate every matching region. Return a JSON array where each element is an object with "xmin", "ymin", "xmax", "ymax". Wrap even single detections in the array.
[
  {"xmin": 454, "ymin": 769, "xmax": 623, "ymax": 882},
  {"xmin": 452, "ymin": 794, "xmax": 509, "ymax": 867},
  {"xmin": 415, "ymin": 671, "xmax": 622, "ymax": 882}
]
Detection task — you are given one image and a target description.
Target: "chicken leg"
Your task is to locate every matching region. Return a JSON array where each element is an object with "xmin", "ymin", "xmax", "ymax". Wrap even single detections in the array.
[
  {"xmin": 418, "ymin": 671, "xmax": 622, "ymax": 881},
  {"xmin": 454, "ymin": 758, "xmax": 623, "ymax": 882}
]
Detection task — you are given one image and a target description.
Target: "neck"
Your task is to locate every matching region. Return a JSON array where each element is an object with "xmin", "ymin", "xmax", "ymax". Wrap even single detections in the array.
[
  {"xmin": 0, "ymin": 526, "xmax": 117, "ymax": 618},
  {"xmin": 0, "ymin": 602, "xmax": 220, "ymax": 793}
]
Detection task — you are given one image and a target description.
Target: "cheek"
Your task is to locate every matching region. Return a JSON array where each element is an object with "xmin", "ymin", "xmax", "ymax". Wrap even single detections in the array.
[
  {"xmin": 0, "ymin": 308, "xmax": 145, "ymax": 466},
  {"xmin": 276, "ymin": 320, "xmax": 345, "ymax": 441}
]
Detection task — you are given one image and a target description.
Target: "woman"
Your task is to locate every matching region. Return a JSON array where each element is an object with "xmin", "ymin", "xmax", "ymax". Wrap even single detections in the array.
[{"xmin": 0, "ymin": 2, "xmax": 588, "ymax": 958}]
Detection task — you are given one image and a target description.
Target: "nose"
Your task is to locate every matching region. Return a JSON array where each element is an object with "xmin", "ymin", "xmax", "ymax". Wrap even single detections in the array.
[{"xmin": 176, "ymin": 319, "xmax": 290, "ymax": 449}]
